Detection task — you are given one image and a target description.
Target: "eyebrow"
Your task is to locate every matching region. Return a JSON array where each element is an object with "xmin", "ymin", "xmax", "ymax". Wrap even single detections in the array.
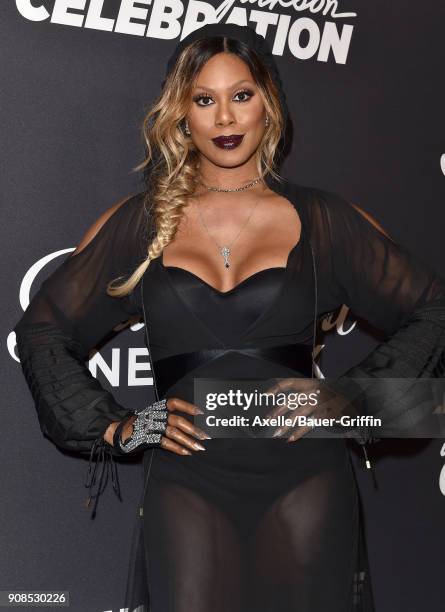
[{"xmin": 193, "ymin": 79, "xmax": 254, "ymax": 92}]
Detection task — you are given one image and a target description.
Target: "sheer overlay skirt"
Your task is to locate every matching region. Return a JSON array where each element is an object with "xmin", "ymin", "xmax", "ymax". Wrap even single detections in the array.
[{"xmin": 143, "ymin": 437, "xmax": 361, "ymax": 612}]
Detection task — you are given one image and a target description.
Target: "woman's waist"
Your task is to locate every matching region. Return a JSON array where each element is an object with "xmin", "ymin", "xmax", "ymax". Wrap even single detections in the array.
[{"xmin": 153, "ymin": 342, "xmax": 314, "ymax": 399}]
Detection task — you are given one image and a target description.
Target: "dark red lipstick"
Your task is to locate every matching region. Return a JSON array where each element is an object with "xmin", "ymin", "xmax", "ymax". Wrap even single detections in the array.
[{"xmin": 212, "ymin": 134, "xmax": 244, "ymax": 150}]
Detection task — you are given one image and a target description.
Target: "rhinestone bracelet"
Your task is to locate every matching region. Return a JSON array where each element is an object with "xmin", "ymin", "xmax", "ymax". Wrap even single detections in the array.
[{"xmin": 118, "ymin": 398, "xmax": 168, "ymax": 454}]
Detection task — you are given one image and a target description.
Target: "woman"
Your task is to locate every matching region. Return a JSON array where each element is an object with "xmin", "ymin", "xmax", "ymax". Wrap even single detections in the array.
[{"xmin": 14, "ymin": 22, "xmax": 445, "ymax": 612}]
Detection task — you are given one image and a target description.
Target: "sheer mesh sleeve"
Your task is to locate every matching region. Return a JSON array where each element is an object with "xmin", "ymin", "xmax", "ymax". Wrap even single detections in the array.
[
  {"xmin": 13, "ymin": 191, "xmax": 147, "ymax": 456},
  {"xmin": 315, "ymin": 189, "xmax": 445, "ymax": 445},
  {"xmin": 322, "ymin": 189, "xmax": 445, "ymax": 335}
]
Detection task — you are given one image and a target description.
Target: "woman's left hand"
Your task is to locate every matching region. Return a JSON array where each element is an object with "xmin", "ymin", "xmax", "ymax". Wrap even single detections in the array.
[{"xmin": 263, "ymin": 377, "xmax": 351, "ymax": 442}]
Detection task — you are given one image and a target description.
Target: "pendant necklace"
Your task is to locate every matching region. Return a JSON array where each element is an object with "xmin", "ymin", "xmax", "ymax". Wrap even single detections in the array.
[{"xmin": 194, "ymin": 178, "xmax": 262, "ymax": 269}]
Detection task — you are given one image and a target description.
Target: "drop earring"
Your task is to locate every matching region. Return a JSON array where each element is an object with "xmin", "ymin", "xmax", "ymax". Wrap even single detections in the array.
[
  {"xmin": 265, "ymin": 115, "xmax": 269, "ymax": 127},
  {"xmin": 185, "ymin": 120, "xmax": 191, "ymax": 136}
]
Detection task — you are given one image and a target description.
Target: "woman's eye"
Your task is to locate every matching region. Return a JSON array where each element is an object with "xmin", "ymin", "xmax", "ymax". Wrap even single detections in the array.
[
  {"xmin": 193, "ymin": 89, "xmax": 254, "ymax": 107},
  {"xmin": 233, "ymin": 89, "xmax": 253, "ymax": 102},
  {"xmin": 193, "ymin": 94, "xmax": 214, "ymax": 107}
]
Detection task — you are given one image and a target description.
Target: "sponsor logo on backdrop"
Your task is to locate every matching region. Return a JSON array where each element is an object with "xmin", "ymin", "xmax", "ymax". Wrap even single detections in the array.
[{"xmin": 16, "ymin": 0, "xmax": 356, "ymax": 64}]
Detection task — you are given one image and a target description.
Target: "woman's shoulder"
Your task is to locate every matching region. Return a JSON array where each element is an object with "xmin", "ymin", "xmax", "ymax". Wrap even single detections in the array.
[
  {"xmin": 75, "ymin": 192, "xmax": 142, "ymax": 251},
  {"xmin": 279, "ymin": 178, "xmax": 344, "ymax": 211},
  {"xmin": 281, "ymin": 180, "xmax": 349, "ymax": 228},
  {"xmin": 288, "ymin": 181, "xmax": 348, "ymax": 209},
  {"xmin": 287, "ymin": 180, "xmax": 385, "ymax": 234},
  {"xmin": 101, "ymin": 189, "xmax": 148, "ymax": 235},
  {"xmin": 70, "ymin": 191, "xmax": 147, "ymax": 259},
  {"xmin": 107, "ymin": 190, "xmax": 147, "ymax": 219}
]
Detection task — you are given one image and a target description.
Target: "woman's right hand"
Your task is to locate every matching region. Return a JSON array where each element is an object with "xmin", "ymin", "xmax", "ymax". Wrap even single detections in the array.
[{"xmin": 104, "ymin": 397, "xmax": 211, "ymax": 455}]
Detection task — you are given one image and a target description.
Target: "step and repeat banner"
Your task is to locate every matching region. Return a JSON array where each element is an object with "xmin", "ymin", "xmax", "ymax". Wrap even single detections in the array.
[{"xmin": 3, "ymin": 1, "xmax": 445, "ymax": 611}]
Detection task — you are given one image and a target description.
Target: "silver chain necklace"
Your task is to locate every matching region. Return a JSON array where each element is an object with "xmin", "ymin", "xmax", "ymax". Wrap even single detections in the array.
[
  {"xmin": 193, "ymin": 193, "xmax": 261, "ymax": 269},
  {"xmin": 202, "ymin": 176, "xmax": 262, "ymax": 193}
]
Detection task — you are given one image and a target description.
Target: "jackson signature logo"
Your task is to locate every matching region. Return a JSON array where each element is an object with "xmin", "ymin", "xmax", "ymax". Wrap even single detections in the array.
[{"xmin": 16, "ymin": 0, "xmax": 357, "ymax": 64}]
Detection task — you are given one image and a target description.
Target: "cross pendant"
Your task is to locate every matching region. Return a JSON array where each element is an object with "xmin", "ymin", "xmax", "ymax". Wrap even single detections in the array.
[{"xmin": 220, "ymin": 246, "xmax": 231, "ymax": 268}]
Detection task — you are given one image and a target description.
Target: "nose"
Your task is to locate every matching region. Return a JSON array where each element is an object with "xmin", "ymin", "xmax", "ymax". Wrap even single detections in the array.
[{"xmin": 215, "ymin": 99, "xmax": 236, "ymax": 128}]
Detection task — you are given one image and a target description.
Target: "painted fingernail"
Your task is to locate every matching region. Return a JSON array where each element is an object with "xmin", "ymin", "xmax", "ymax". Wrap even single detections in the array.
[
  {"xmin": 183, "ymin": 449, "xmax": 192, "ymax": 455},
  {"xmin": 273, "ymin": 428, "xmax": 283, "ymax": 437},
  {"xmin": 193, "ymin": 442, "xmax": 206, "ymax": 451}
]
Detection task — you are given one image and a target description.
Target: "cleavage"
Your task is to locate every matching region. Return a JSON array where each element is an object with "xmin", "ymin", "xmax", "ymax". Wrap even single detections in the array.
[
  {"xmin": 160, "ymin": 195, "xmax": 302, "ymax": 293},
  {"xmin": 161, "ymin": 234, "xmax": 301, "ymax": 294}
]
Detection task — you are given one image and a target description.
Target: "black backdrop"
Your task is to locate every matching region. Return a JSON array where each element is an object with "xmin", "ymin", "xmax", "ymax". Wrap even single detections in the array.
[{"xmin": 3, "ymin": 1, "xmax": 445, "ymax": 611}]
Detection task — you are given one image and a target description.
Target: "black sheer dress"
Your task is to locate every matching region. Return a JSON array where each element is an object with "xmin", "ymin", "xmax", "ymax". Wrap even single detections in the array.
[{"xmin": 14, "ymin": 176, "xmax": 445, "ymax": 612}]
